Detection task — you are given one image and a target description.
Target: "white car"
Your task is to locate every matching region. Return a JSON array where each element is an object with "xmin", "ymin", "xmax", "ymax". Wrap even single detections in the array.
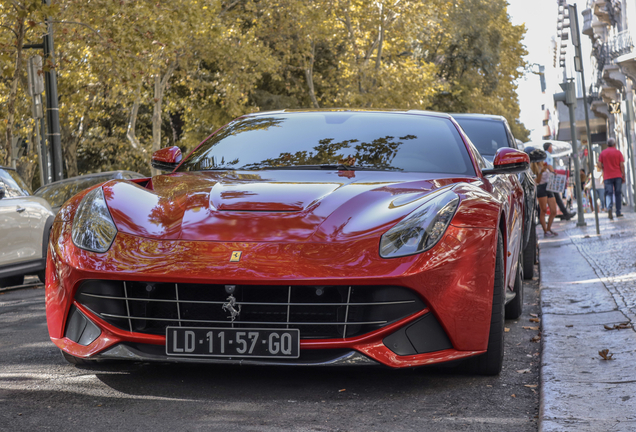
[{"xmin": 0, "ymin": 166, "xmax": 54, "ymax": 287}]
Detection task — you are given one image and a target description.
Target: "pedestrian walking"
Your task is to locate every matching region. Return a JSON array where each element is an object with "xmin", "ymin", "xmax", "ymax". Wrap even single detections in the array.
[
  {"xmin": 531, "ymin": 160, "xmax": 558, "ymax": 237},
  {"xmin": 592, "ymin": 163, "xmax": 605, "ymax": 211},
  {"xmin": 543, "ymin": 142, "xmax": 575, "ymax": 220},
  {"xmin": 598, "ymin": 138, "xmax": 625, "ymax": 219}
]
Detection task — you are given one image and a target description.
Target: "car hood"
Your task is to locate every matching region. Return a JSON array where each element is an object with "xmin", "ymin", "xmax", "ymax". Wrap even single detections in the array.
[{"xmin": 102, "ymin": 170, "xmax": 474, "ymax": 242}]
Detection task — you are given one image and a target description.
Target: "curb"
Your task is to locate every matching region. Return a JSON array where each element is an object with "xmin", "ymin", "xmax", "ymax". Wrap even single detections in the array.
[{"xmin": 0, "ymin": 282, "xmax": 44, "ymax": 294}]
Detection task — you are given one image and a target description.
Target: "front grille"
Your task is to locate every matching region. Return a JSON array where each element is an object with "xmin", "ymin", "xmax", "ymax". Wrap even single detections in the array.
[{"xmin": 75, "ymin": 281, "xmax": 425, "ymax": 339}]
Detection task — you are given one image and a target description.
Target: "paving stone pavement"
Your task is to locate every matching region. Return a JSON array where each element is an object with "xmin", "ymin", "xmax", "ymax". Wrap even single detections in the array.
[{"xmin": 539, "ymin": 207, "xmax": 636, "ymax": 431}]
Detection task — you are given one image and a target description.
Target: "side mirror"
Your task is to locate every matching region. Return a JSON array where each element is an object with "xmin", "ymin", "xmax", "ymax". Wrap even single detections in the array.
[
  {"xmin": 0, "ymin": 182, "xmax": 5, "ymax": 199},
  {"xmin": 482, "ymin": 148, "xmax": 530, "ymax": 176},
  {"xmin": 151, "ymin": 146, "xmax": 183, "ymax": 172}
]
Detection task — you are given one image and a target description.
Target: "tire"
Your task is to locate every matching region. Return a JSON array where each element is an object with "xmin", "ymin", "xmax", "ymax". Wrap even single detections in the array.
[
  {"xmin": 61, "ymin": 350, "xmax": 95, "ymax": 365},
  {"xmin": 505, "ymin": 252, "xmax": 523, "ymax": 319},
  {"xmin": 0, "ymin": 275, "xmax": 25, "ymax": 288},
  {"xmin": 466, "ymin": 228, "xmax": 505, "ymax": 376},
  {"xmin": 522, "ymin": 221, "xmax": 536, "ymax": 280}
]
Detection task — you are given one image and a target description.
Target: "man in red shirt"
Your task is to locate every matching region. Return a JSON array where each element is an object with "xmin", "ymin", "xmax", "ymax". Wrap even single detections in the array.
[{"xmin": 598, "ymin": 138, "xmax": 625, "ymax": 219}]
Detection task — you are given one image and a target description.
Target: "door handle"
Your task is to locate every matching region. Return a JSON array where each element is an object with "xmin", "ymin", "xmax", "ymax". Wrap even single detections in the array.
[{"xmin": 16, "ymin": 207, "xmax": 26, "ymax": 213}]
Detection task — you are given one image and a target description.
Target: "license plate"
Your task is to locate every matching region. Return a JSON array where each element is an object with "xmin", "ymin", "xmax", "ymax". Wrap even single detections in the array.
[{"xmin": 165, "ymin": 327, "xmax": 300, "ymax": 358}]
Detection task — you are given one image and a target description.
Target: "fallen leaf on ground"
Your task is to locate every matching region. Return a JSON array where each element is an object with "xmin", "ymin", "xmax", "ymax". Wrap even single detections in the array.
[
  {"xmin": 339, "ymin": 389, "xmax": 346, "ymax": 392},
  {"xmin": 511, "ymin": 394, "xmax": 516, "ymax": 398},
  {"xmin": 529, "ymin": 318, "xmax": 540, "ymax": 323},
  {"xmin": 530, "ymin": 313, "xmax": 539, "ymax": 318},
  {"xmin": 523, "ymin": 326, "xmax": 539, "ymax": 330},
  {"xmin": 524, "ymin": 384, "xmax": 538, "ymax": 388},
  {"xmin": 504, "ymin": 327, "xmax": 510, "ymax": 332},
  {"xmin": 565, "ymin": 324, "xmax": 573, "ymax": 328},
  {"xmin": 516, "ymin": 369, "xmax": 531, "ymax": 374},
  {"xmin": 598, "ymin": 349, "xmax": 614, "ymax": 360},
  {"xmin": 603, "ymin": 322, "xmax": 632, "ymax": 331},
  {"xmin": 531, "ymin": 335, "xmax": 541, "ymax": 343}
]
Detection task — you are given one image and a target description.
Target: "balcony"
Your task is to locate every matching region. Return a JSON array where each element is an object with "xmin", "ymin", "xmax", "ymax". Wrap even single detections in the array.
[
  {"xmin": 592, "ymin": 0, "xmax": 611, "ymax": 25},
  {"xmin": 606, "ymin": 31, "xmax": 634, "ymax": 59},
  {"xmin": 602, "ymin": 63, "xmax": 625, "ymax": 90},
  {"xmin": 582, "ymin": 8, "xmax": 593, "ymax": 36}
]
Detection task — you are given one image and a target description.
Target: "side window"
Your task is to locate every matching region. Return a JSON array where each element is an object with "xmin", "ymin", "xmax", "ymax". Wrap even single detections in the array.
[{"xmin": 0, "ymin": 169, "xmax": 28, "ymax": 198}]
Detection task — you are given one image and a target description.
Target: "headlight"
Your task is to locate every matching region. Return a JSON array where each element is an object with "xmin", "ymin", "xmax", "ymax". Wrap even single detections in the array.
[
  {"xmin": 379, "ymin": 191, "xmax": 460, "ymax": 258},
  {"xmin": 72, "ymin": 187, "xmax": 118, "ymax": 253}
]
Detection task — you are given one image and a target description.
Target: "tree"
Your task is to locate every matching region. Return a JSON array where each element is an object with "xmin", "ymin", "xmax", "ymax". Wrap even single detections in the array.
[
  {"xmin": 0, "ymin": 1, "xmax": 52, "ymax": 168},
  {"xmin": 2, "ymin": 0, "xmax": 531, "ymax": 189},
  {"xmin": 422, "ymin": 0, "xmax": 529, "ymax": 140}
]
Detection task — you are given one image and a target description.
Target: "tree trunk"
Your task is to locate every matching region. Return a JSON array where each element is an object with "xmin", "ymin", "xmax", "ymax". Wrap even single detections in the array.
[
  {"xmin": 127, "ymin": 84, "xmax": 142, "ymax": 149},
  {"xmin": 375, "ymin": 6, "xmax": 385, "ymax": 71},
  {"xmin": 151, "ymin": 60, "xmax": 177, "ymax": 176},
  {"xmin": 60, "ymin": 123, "xmax": 79, "ymax": 178},
  {"xmin": 4, "ymin": 18, "xmax": 26, "ymax": 166},
  {"xmin": 61, "ymin": 93, "xmax": 95, "ymax": 178},
  {"xmin": 305, "ymin": 41, "xmax": 320, "ymax": 108},
  {"xmin": 16, "ymin": 128, "xmax": 37, "ymax": 190}
]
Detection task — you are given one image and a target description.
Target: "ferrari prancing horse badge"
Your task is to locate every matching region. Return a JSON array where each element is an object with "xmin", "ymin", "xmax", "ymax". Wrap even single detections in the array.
[{"xmin": 230, "ymin": 251, "xmax": 242, "ymax": 262}]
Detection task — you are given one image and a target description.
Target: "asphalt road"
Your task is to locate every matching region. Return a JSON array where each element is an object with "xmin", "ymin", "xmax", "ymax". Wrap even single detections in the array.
[{"xmin": 0, "ymin": 273, "xmax": 541, "ymax": 432}]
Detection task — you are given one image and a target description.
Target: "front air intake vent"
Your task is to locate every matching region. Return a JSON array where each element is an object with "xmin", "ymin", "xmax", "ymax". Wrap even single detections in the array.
[{"xmin": 75, "ymin": 281, "xmax": 424, "ymax": 340}]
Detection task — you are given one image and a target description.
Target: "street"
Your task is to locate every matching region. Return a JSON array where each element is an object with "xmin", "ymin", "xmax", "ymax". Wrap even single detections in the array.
[{"xmin": 0, "ymin": 276, "xmax": 540, "ymax": 432}]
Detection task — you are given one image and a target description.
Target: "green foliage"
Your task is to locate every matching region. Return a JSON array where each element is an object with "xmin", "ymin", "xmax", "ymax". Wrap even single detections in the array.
[
  {"xmin": 1, "ymin": 0, "xmax": 530, "ymax": 188},
  {"xmin": 422, "ymin": 0, "xmax": 530, "ymax": 141}
]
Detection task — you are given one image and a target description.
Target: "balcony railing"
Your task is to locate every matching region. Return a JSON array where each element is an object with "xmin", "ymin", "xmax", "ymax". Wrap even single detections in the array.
[{"xmin": 607, "ymin": 30, "xmax": 634, "ymax": 59}]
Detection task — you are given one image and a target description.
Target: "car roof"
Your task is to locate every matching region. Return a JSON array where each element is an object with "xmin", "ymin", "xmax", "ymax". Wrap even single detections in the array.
[
  {"xmin": 450, "ymin": 113, "xmax": 508, "ymax": 122},
  {"xmin": 242, "ymin": 109, "xmax": 454, "ymax": 120},
  {"xmin": 0, "ymin": 166, "xmax": 17, "ymax": 171}
]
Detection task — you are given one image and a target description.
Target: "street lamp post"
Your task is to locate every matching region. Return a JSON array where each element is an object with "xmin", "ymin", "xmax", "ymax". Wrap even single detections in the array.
[
  {"xmin": 22, "ymin": 0, "xmax": 64, "ymax": 185},
  {"xmin": 569, "ymin": 3, "xmax": 600, "ymax": 235},
  {"xmin": 554, "ymin": 79, "xmax": 587, "ymax": 227},
  {"xmin": 42, "ymin": 0, "xmax": 63, "ymax": 182}
]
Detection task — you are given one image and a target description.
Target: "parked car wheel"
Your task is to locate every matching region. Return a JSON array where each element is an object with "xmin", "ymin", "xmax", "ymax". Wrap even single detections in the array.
[
  {"xmin": 0, "ymin": 275, "xmax": 24, "ymax": 288},
  {"xmin": 523, "ymin": 221, "xmax": 536, "ymax": 280},
  {"xmin": 505, "ymin": 250, "xmax": 523, "ymax": 319},
  {"xmin": 467, "ymin": 229, "xmax": 505, "ymax": 375}
]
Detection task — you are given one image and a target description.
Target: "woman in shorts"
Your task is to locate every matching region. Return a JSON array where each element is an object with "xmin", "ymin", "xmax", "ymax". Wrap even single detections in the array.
[{"xmin": 531, "ymin": 161, "xmax": 558, "ymax": 237}]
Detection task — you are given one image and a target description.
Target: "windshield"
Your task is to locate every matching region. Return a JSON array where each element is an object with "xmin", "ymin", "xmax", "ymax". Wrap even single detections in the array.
[
  {"xmin": 454, "ymin": 118, "xmax": 510, "ymax": 157},
  {"xmin": 177, "ymin": 112, "xmax": 475, "ymax": 175},
  {"xmin": 35, "ymin": 175, "xmax": 115, "ymax": 207}
]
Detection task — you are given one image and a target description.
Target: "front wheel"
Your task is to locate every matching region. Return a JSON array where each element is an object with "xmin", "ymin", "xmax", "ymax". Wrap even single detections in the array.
[{"xmin": 466, "ymin": 228, "xmax": 505, "ymax": 375}]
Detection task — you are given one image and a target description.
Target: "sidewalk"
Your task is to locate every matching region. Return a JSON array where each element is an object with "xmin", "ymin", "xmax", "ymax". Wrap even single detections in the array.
[{"xmin": 539, "ymin": 207, "xmax": 636, "ymax": 431}]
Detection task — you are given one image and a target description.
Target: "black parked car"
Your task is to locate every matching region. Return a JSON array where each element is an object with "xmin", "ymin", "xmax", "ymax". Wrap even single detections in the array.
[
  {"xmin": 34, "ymin": 170, "xmax": 145, "ymax": 214},
  {"xmin": 452, "ymin": 114, "xmax": 537, "ymax": 283}
]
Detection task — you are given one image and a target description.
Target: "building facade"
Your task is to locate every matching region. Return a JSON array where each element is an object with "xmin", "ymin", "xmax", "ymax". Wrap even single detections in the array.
[{"xmin": 582, "ymin": 0, "xmax": 636, "ymax": 205}]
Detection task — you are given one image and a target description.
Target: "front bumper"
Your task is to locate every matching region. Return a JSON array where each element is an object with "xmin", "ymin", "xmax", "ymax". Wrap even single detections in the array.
[{"xmin": 46, "ymin": 221, "xmax": 496, "ymax": 368}]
